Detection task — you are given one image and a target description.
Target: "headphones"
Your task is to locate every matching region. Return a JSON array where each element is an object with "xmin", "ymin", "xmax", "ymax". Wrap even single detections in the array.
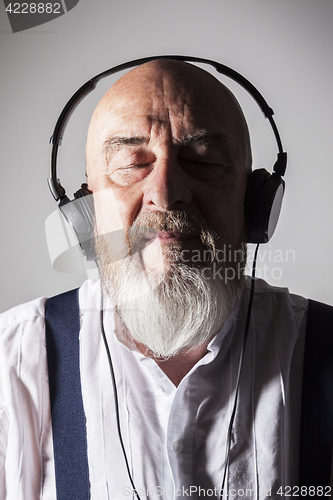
[{"xmin": 48, "ymin": 55, "xmax": 287, "ymax": 261}]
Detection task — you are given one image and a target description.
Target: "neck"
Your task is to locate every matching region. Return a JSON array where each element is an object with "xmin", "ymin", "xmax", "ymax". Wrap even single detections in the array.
[
  {"xmin": 135, "ymin": 340, "xmax": 210, "ymax": 387},
  {"xmin": 114, "ymin": 311, "xmax": 210, "ymax": 386}
]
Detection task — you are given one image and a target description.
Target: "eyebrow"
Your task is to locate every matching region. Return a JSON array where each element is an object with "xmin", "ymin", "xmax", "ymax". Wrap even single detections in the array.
[
  {"xmin": 181, "ymin": 131, "xmax": 231, "ymax": 150},
  {"xmin": 103, "ymin": 136, "xmax": 148, "ymax": 155},
  {"xmin": 103, "ymin": 131, "xmax": 231, "ymax": 156}
]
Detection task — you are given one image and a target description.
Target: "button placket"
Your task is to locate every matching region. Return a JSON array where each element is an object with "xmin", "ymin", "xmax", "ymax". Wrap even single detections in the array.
[{"xmin": 166, "ymin": 372, "xmax": 199, "ymax": 496}]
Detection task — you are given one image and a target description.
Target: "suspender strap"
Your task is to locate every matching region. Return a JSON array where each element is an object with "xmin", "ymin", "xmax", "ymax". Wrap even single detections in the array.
[
  {"xmin": 45, "ymin": 288, "xmax": 90, "ymax": 500},
  {"xmin": 300, "ymin": 299, "xmax": 333, "ymax": 490}
]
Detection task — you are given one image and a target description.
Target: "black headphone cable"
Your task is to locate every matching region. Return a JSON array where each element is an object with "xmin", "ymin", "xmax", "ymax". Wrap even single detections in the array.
[
  {"xmin": 220, "ymin": 243, "xmax": 260, "ymax": 499},
  {"xmin": 99, "ymin": 295, "xmax": 142, "ymax": 500}
]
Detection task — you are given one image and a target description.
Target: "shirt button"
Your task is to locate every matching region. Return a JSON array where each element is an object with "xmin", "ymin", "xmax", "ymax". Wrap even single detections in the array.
[{"xmin": 172, "ymin": 441, "xmax": 183, "ymax": 453}]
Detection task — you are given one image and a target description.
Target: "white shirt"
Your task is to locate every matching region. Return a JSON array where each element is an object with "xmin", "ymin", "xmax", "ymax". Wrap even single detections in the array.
[{"xmin": 0, "ymin": 278, "xmax": 308, "ymax": 500}]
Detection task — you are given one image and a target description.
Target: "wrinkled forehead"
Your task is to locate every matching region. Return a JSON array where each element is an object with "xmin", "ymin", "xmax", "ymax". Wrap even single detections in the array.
[{"xmin": 86, "ymin": 61, "xmax": 250, "ymax": 166}]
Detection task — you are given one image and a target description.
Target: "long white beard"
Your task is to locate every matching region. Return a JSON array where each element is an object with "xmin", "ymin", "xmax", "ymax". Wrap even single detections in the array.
[{"xmin": 95, "ymin": 210, "xmax": 246, "ymax": 358}]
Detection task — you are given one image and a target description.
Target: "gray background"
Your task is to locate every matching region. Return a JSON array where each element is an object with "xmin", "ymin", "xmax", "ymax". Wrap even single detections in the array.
[{"xmin": 0, "ymin": 0, "xmax": 332, "ymax": 313}]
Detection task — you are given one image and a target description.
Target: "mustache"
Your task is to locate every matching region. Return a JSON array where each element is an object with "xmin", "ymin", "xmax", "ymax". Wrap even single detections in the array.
[
  {"xmin": 94, "ymin": 209, "xmax": 219, "ymax": 264},
  {"xmin": 128, "ymin": 209, "xmax": 218, "ymax": 253}
]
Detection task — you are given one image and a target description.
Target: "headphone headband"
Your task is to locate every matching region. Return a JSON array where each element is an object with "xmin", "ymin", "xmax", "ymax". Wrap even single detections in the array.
[
  {"xmin": 48, "ymin": 55, "xmax": 288, "ymax": 251},
  {"xmin": 48, "ymin": 55, "xmax": 287, "ymax": 202}
]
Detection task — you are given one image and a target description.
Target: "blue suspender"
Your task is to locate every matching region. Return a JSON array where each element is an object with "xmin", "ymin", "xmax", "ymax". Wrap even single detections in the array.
[
  {"xmin": 300, "ymin": 299, "xmax": 333, "ymax": 491},
  {"xmin": 45, "ymin": 291, "xmax": 333, "ymax": 497},
  {"xmin": 45, "ymin": 288, "xmax": 90, "ymax": 500}
]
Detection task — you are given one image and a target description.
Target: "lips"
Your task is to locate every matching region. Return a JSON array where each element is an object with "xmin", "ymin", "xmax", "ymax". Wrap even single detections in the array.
[{"xmin": 145, "ymin": 231, "xmax": 197, "ymax": 241}]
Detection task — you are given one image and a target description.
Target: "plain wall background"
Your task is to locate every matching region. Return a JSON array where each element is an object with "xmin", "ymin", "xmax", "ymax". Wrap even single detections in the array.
[{"xmin": 0, "ymin": 0, "xmax": 332, "ymax": 313}]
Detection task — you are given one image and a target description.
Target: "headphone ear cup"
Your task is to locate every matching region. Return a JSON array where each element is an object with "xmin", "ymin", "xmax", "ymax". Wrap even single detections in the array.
[
  {"xmin": 245, "ymin": 169, "xmax": 285, "ymax": 244},
  {"xmin": 58, "ymin": 185, "xmax": 96, "ymax": 261}
]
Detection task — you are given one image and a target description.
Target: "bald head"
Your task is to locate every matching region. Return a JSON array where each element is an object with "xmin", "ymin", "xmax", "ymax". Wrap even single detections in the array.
[
  {"xmin": 86, "ymin": 59, "xmax": 252, "ymax": 181},
  {"xmin": 91, "ymin": 59, "xmax": 242, "ymax": 117}
]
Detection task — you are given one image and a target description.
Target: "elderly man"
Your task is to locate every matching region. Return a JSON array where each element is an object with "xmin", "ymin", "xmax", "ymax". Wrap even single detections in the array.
[{"xmin": 0, "ymin": 60, "xmax": 331, "ymax": 499}]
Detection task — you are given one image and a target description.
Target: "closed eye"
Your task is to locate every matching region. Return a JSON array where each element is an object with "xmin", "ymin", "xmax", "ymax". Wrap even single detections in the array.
[
  {"xmin": 109, "ymin": 163, "xmax": 153, "ymax": 186},
  {"xmin": 181, "ymin": 159, "xmax": 227, "ymax": 180},
  {"xmin": 122, "ymin": 163, "xmax": 152, "ymax": 169}
]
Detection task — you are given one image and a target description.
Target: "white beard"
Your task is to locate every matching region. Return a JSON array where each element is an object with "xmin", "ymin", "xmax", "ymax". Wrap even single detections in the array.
[{"xmin": 95, "ymin": 210, "xmax": 246, "ymax": 358}]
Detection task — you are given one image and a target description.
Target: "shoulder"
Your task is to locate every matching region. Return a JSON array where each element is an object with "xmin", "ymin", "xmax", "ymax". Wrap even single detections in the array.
[
  {"xmin": 0, "ymin": 281, "xmax": 98, "ymax": 399},
  {"xmin": 0, "ymin": 297, "xmax": 47, "ymax": 384},
  {"xmin": 0, "ymin": 279, "xmax": 100, "ymax": 336},
  {"xmin": 0, "ymin": 296, "xmax": 47, "ymax": 340},
  {"xmin": 249, "ymin": 278, "xmax": 309, "ymax": 338},
  {"xmin": 0, "ymin": 279, "xmax": 97, "ymax": 353},
  {"xmin": 252, "ymin": 278, "xmax": 333, "ymax": 326},
  {"xmin": 251, "ymin": 277, "xmax": 308, "ymax": 312}
]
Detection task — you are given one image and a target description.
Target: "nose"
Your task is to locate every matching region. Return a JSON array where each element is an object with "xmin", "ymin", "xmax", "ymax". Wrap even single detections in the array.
[{"xmin": 142, "ymin": 153, "xmax": 193, "ymax": 211}]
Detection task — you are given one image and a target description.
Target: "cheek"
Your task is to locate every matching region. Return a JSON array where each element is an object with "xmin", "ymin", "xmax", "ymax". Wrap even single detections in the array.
[
  {"xmin": 93, "ymin": 179, "xmax": 143, "ymax": 236},
  {"xmin": 197, "ymin": 176, "xmax": 246, "ymax": 244}
]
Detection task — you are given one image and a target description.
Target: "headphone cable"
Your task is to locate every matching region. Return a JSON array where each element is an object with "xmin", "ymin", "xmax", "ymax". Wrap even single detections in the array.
[
  {"xmin": 220, "ymin": 243, "xmax": 260, "ymax": 499},
  {"xmin": 99, "ymin": 294, "xmax": 142, "ymax": 500}
]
